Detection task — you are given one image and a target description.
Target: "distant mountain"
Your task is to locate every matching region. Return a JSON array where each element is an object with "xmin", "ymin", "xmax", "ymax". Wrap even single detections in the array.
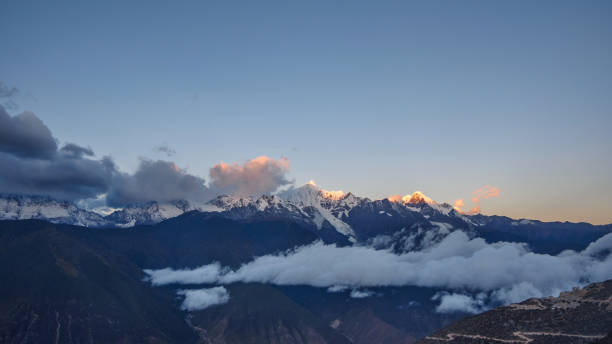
[
  {"xmin": 105, "ymin": 199, "xmax": 221, "ymax": 227},
  {"xmin": 0, "ymin": 194, "xmax": 108, "ymax": 227},
  {"xmin": 419, "ymin": 279, "xmax": 612, "ymax": 344},
  {"xmin": 2, "ymin": 183, "xmax": 611, "ymax": 255}
]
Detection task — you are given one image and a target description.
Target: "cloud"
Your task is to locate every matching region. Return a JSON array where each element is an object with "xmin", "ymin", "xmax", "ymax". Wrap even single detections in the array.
[
  {"xmin": 432, "ymin": 292, "xmax": 487, "ymax": 314},
  {"xmin": 60, "ymin": 143, "xmax": 94, "ymax": 158},
  {"xmin": 144, "ymin": 264, "xmax": 225, "ymax": 287},
  {"xmin": 454, "ymin": 185, "xmax": 500, "ymax": 214},
  {"xmin": 154, "ymin": 144, "xmax": 176, "ymax": 157},
  {"xmin": 327, "ymin": 285, "xmax": 349, "ymax": 293},
  {"xmin": 107, "ymin": 156, "xmax": 294, "ymax": 206},
  {"xmin": 350, "ymin": 289, "xmax": 375, "ymax": 298},
  {"xmin": 209, "ymin": 156, "xmax": 291, "ymax": 196},
  {"xmin": 0, "ymin": 98, "xmax": 293, "ymax": 204},
  {"xmin": 144, "ymin": 230, "xmax": 612, "ymax": 310},
  {"xmin": 106, "ymin": 159, "xmax": 214, "ymax": 207},
  {"xmin": 0, "ymin": 82, "xmax": 18, "ymax": 99},
  {"xmin": 0, "ymin": 82, "xmax": 19, "ymax": 110},
  {"xmin": 0, "ymin": 106, "xmax": 119, "ymax": 201},
  {"xmin": 177, "ymin": 287, "xmax": 230, "ymax": 311},
  {"xmin": 0, "ymin": 112, "xmax": 117, "ymax": 202},
  {"xmin": 0, "ymin": 151, "xmax": 116, "ymax": 201},
  {"xmin": 453, "ymin": 199, "xmax": 464, "ymax": 212},
  {"xmin": 0, "ymin": 105, "xmax": 58, "ymax": 159},
  {"xmin": 473, "ymin": 185, "xmax": 500, "ymax": 201}
]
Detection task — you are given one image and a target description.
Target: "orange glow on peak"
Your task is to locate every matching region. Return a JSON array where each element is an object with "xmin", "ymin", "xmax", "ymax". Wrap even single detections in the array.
[
  {"xmin": 404, "ymin": 191, "xmax": 436, "ymax": 205},
  {"xmin": 387, "ymin": 194, "xmax": 403, "ymax": 203},
  {"xmin": 321, "ymin": 189, "xmax": 346, "ymax": 200},
  {"xmin": 307, "ymin": 180, "xmax": 317, "ymax": 186},
  {"xmin": 387, "ymin": 191, "xmax": 436, "ymax": 205}
]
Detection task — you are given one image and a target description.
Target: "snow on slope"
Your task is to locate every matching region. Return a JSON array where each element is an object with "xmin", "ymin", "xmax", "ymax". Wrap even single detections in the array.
[
  {"xmin": 0, "ymin": 194, "xmax": 108, "ymax": 227},
  {"xmin": 278, "ymin": 182, "xmax": 357, "ymax": 239}
]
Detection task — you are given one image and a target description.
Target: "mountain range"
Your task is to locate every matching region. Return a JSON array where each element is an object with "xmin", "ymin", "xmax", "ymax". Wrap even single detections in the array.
[
  {"xmin": 2, "ymin": 182, "xmax": 610, "ymax": 253},
  {"xmin": 1, "ymin": 183, "xmax": 611, "ymax": 343}
]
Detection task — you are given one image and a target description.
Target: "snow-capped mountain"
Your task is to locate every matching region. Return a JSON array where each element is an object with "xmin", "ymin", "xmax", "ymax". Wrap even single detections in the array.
[
  {"xmin": 277, "ymin": 182, "xmax": 362, "ymax": 239},
  {"xmin": 2, "ymin": 184, "xmax": 611, "ymax": 254},
  {"xmin": 0, "ymin": 184, "xmax": 474, "ymax": 244},
  {"xmin": 105, "ymin": 200, "xmax": 221, "ymax": 227},
  {"xmin": 0, "ymin": 194, "xmax": 109, "ymax": 227}
]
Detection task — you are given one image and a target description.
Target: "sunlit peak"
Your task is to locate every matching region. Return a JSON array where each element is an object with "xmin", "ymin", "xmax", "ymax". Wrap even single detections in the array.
[
  {"xmin": 321, "ymin": 189, "xmax": 346, "ymax": 200},
  {"xmin": 388, "ymin": 191, "xmax": 436, "ymax": 205},
  {"xmin": 404, "ymin": 191, "xmax": 435, "ymax": 205}
]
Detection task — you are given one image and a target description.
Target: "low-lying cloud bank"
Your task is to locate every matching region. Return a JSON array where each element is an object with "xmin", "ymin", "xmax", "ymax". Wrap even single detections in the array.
[
  {"xmin": 144, "ymin": 230, "xmax": 612, "ymax": 313},
  {"xmin": 0, "ymin": 104, "xmax": 291, "ymax": 205},
  {"xmin": 177, "ymin": 287, "xmax": 230, "ymax": 311}
]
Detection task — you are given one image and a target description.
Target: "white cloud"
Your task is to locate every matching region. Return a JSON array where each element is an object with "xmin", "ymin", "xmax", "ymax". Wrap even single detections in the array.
[
  {"xmin": 144, "ymin": 231, "xmax": 612, "ymax": 310},
  {"xmin": 144, "ymin": 263, "xmax": 225, "ymax": 286},
  {"xmin": 327, "ymin": 285, "xmax": 349, "ymax": 293},
  {"xmin": 177, "ymin": 287, "xmax": 230, "ymax": 311},
  {"xmin": 433, "ymin": 292, "xmax": 487, "ymax": 314},
  {"xmin": 350, "ymin": 289, "xmax": 375, "ymax": 298}
]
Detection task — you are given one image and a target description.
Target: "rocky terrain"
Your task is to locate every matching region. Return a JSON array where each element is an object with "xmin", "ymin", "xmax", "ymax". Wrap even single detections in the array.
[{"xmin": 419, "ymin": 280, "xmax": 612, "ymax": 344}]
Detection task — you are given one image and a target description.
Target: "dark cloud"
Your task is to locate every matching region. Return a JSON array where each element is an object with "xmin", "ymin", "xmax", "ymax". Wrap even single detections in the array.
[
  {"xmin": 60, "ymin": 143, "xmax": 94, "ymax": 158},
  {"xmin": 209, "ymin": 156, "xmax": 291, "ymax": 196},
  {"xmin": 0, "ymin": 151, "xmax": 116, "ymax": 201},
  {"xmin": 0, "ymin": 82, "xmax": 18, "ymax": 98},
  {"xmin": 0, "ymin": 107, "xmax": 116, "ymax": 200},
  {"xmin": 0, "ymin": 82, "xmax": 19, "ymax": 110},
  {"xmin": 0, "ymin": 105, "xmax": 58, "ymax": 159},
  {"xmin": 0, "ymin": 103, "xmax": 292, "ymax": 205},
  {"xmin": 106, "ymin": 159, "xmax": 213, "ymax": 207},
  {"xmin": 154, "ymin": 144, "xmax": 176, "ymax": 157}
]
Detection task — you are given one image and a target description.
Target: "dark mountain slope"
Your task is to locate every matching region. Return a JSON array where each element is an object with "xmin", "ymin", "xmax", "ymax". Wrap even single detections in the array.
[
  {"xmin": 188, "ymin": 283, "xmax": 351, "ymax": 344},
  {"xmin": 419, "ymin": 279, "xmax": 612, "ymax": 344},
  {"xmin": 0, "ymin": 216, "xmax": 353, "ymax": 343},
  {"xmin": 84, "ymin": 211, "xmax": 321, "ymax": 269},
  {"xmin": 0, "ymin": 220, "xmax": 196, "ymax": 344}
]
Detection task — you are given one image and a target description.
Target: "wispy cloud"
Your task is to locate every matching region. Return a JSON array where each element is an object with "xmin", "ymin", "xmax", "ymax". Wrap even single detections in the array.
[
  {"xmin": 154, "ymin": 144, "xmax": 176, "ymax": 157},
  {"xmin": 454, "ymin": 185, "xmax": 500, "ymax": 214}
]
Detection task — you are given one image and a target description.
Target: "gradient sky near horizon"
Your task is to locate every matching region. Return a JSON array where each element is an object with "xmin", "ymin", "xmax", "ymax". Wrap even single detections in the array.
[{"xmin": 1, "ymin": 0, "xmax": 611, "ymax": 224}]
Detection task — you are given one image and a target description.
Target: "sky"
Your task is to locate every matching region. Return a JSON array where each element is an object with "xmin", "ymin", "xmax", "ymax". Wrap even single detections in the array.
[{"xmin": 1, "ymin": 0, "xmax": 611, "ymax": 224}]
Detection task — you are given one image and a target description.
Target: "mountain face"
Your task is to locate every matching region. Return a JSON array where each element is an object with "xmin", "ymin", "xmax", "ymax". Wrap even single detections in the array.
[
  {"xmin": 419, "ymin": 279, "xmax": 612, "ymax": 344},
  {"xmin": 0, "ymin": 220, "xmax": 196, "ymax": 344}
]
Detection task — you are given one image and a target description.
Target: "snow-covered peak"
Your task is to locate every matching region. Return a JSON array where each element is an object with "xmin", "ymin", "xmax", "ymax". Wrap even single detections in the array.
[
  {"xmin": 208, "ymin": 194, "xmax": 305, "ymax": 214},
  {"xmin": 277, "ymin": 183, "xmax": 357, "ymax": 239},
  {"xmin": 278, "ymin": 181, "xmax": 357, "ymax": 206},
  {"xmin": 105, "ymin": 199, "xmax": 222, "ymax": 227},
  {"xmin": 388, "ymin": 191, "xmax": 436, "ymax": 205},
  {"xmin": 0, "ymin": 194, "xmax": 107, "ymax": 227}
]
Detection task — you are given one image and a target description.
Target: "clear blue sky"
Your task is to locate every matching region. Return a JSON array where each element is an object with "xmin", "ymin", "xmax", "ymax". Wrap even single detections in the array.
[{"xmin": 1, "ymin": 0, "xmax": 611, "ymax": 223}]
